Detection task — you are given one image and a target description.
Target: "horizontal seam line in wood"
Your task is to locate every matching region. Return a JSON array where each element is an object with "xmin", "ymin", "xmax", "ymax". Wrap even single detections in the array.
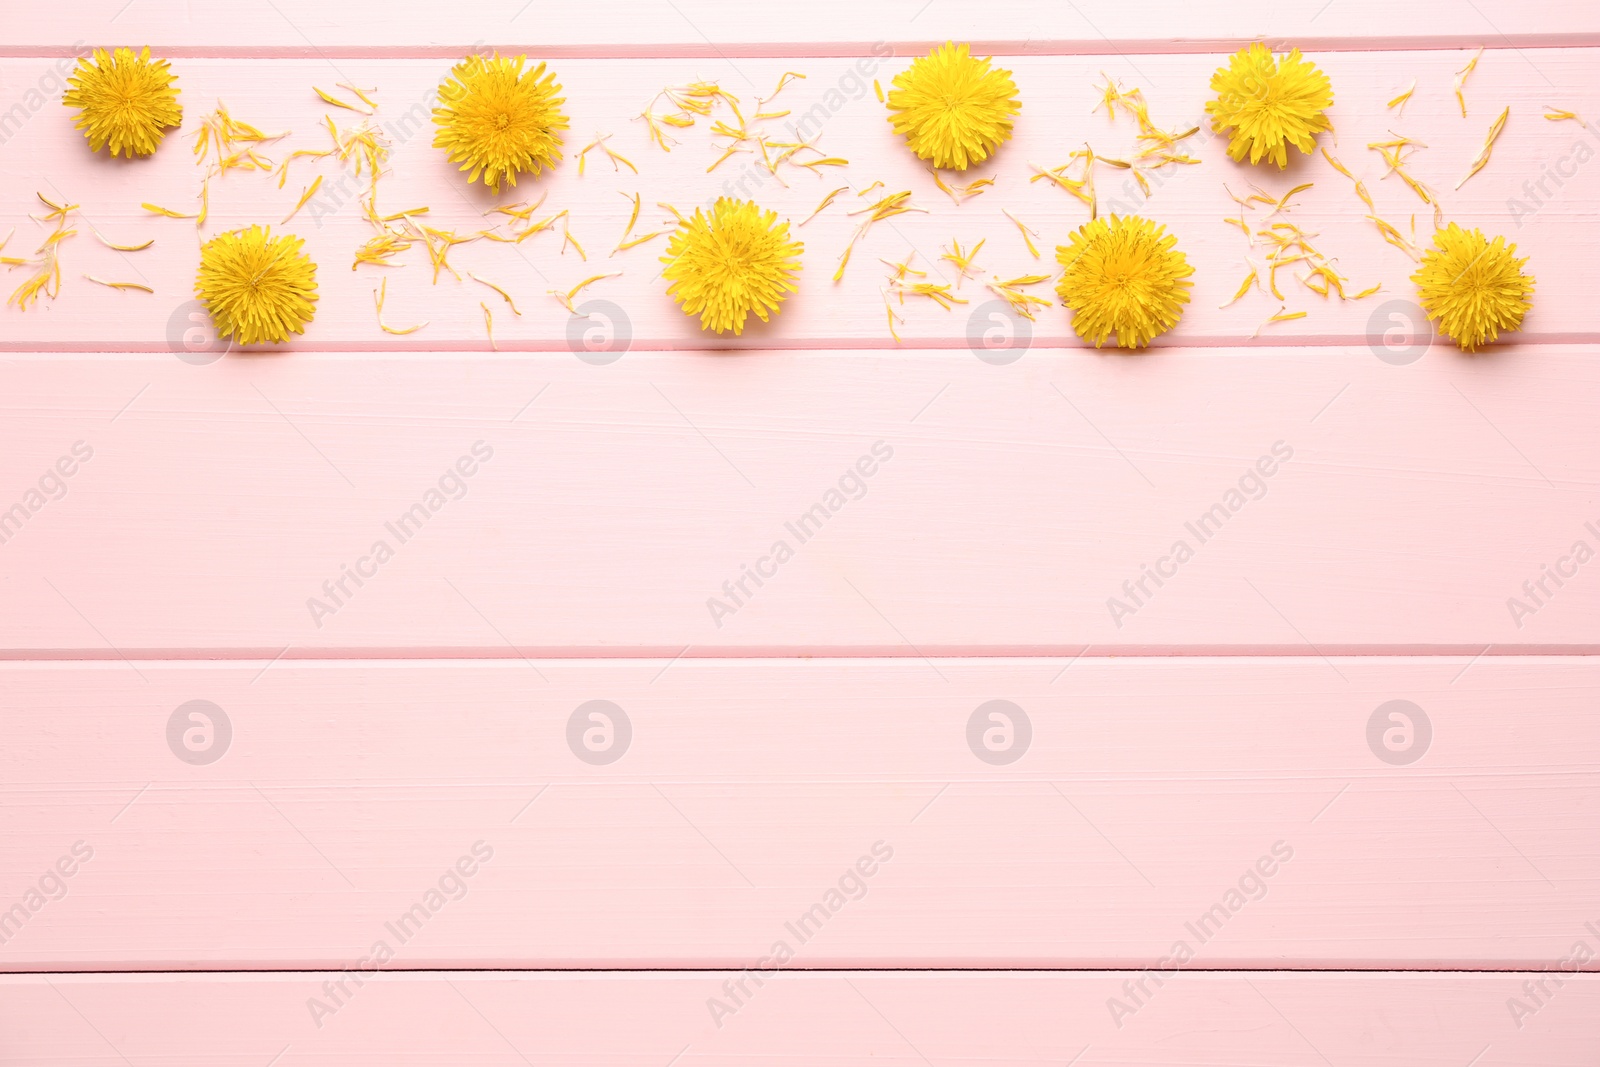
[
  {"xmin": 3, "ymin": 647, "xmax": 1597, "ymax": 662},
  {"xmin": 5, "ymin": 334, "xmax": 1600, "ymax": 355},
  {"xmin": 5, "ymin": 36, "xmax": 1600, "ymax": 59},
  {"xmin": 8, "ymin": 966, "xmax": 1600, "ymax": 976}
]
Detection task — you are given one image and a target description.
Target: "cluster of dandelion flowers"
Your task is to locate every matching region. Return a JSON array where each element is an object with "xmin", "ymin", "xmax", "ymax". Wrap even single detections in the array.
[
  {"xmin": 195, "ymin": 225, "xmax": 319, "ymax": 346},
  {"xmin": 1205, "ymin": 43, "xmax": 1332, "ymax": 168},
  {"xmin": 432, "ymin": 53, "xmax": 569, "ymax": 192},
  {"xmin": 1411, "ymin": 224, "xmax": 1534, "ymax": 351},
  {"xmin": 886, "ymin": 42, "xmax": 1021, "ymax": 171},
  {"xmin": 660, "ymin": 198, "xmax": 804, "ymax": 335},
  {"xmin": 1055, "ymin": 215, "xmax": 1194, "ymax": 350},
  {"xmin": 62, "ymin": 46, "xmax": 182, "ymax": 158}
]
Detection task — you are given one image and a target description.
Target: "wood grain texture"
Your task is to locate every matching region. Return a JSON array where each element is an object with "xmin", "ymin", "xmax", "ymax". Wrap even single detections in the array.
[
  {"xmin": 4, "ymin": 0, "xmax": 1599, "ymax": 52},
  {"xmin": 1, "ymin": 51, "xmax": 1596, "ymax": 350},
  {"xmin": 3, "ymin": 971, "xmax": 1598, "ymax": 1066},
  {"xmin": 3, "ymin": 8, "xmax": 1597, "ymax": 1057},
  {"xmin": 2, "ymin": 348, "xmax": 1594, "ymax": 655},
  {"xmin": 2, "ymin": 657, "xmax": 1595, "ymax": 969}
]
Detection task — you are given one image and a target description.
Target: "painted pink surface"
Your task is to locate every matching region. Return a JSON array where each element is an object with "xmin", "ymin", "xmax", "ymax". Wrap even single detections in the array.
[
  {"xmin": 2, "ymin": 1, "xmax": 1597, "ymax": 1057},
  {"xmin": 3, "ymin": 972, "xmax": 1598, "ymax": 1066},
  {"xmin": 0, "ymin": 52, "xmax": 1595, "ymax": 349},
  {"xmin": 0, "ymin": 348, "xmax": 1594, "ymax": 655},
  {"xmin": 1, "ymin": 658, "xmax": 1595, "ymax": 969}
]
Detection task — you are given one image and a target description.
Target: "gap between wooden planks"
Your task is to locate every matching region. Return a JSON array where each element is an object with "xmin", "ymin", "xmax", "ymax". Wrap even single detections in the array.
[
  {"xmin": 2, "ymin": 656, "xmax": 1595, "ymax": 970},
  {"xmin": 2, "ymin": 971, "xmax": 1597, "ymax": 1065}
]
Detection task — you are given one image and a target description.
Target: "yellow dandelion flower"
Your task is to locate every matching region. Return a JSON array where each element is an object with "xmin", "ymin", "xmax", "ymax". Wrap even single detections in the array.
[
  {"xmin": 660, "ymin": 197, "xmax": 803, "ymax": 335},
  {"xmin": 1411, "ymin": 223, "xmax": 1533, "ymax": 351},
  {"xmin": 62, "ymin": 47, "xmax": 182, "ymax": 158},
  {"xmin": 1055, "ymin": 215, "xmax": 1193, "ymax": 349},
  {"xmin": 1206, "ymin": 43, "xmax": 1333, "ymax": 168},
  {"xmin": 195, "ymin": 225, "xmax": 318, "ymax": 346},
  {"xmin": 432, "ymin": 53, "xmax": 569, "ymax": 192},
  {"xmin": 886, "ymin": 42, "xmax": 1020, "ymax": 171}
]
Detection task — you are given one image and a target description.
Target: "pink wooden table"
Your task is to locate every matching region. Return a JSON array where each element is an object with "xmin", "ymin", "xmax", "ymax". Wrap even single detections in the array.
[{"xmin": 2, "ymin": 1, "xmax": 1597, "ymax": 1063}]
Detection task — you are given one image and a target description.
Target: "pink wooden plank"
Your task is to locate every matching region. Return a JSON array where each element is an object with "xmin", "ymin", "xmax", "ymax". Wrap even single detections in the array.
[
  {"xmin": 2, "ymin": 657, "xmax": 1594, "ymax": 968},
  {"xmin": 1, "ymin": 348, "xmax": 1594, "ymax": 655},
  {"xmin": 1, "ymin": 51, "xmax": 1595, "ymax": 349},
  {"xmin": 2, "ymin": 971, "xmax": 1596, "ymax": 1066},
  {"xmin": 4, "ymin": 0, "xmax": 1598, "ymax": 52}
]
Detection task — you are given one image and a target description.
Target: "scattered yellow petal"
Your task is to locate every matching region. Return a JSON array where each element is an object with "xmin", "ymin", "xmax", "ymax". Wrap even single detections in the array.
[
  {"xmin": 549, "ymin": 271, "xmax": 623, "ymax": 314},
  {"xmin": 372, "ymin": 277, "xmax": 428, "ymax": 334},
  {"xmin": 1454, "ymin": 47, "xmax": 1483, "ymax": 118},
  {"xmin": 985, "ymin": 273, "xmax": 1052, "ymax": 321},
  {"xmin": 800, "ymin": 186, "xmax": 848, "ymax": 226},
  {"xmin": 617, "ymin": 190, "xmax": 642, "ymax": 246},
  {"xmin": 143, "ymin": 202, "xmax": 198, "ymax": 219},
  {"xmin": 339, "ymin": 82, "xmax": 379, "ymax": 110},
  {"xmin": 1544, "ymin": 108, "xmax": 1586, "ymax": 126},
  {"xmin": 1002, "ymin": 208, "xmax": 1040, "ymax": 258},
  {"xmin": 561, "ymin": 217, "xmax": 587, "ymax": 260},
  {"xmin": 1456, "ymin": 105, "xmax": 1508, "ymax": 189},
  {"xmin": 315, "ymin": 85, "xmax": 372, "ymax": 114},
  {"xmin": 1221, "ymin": 269, "xmax": 1257, "ymax": 308},
  {"xmin": 577, "ymin": 133, "xmax": 639, "ymax": 175},
  {"xmin": 481, "ymin": 301, "xmax": 496, "ymax": 350},
  {"xmin": 468, "ymin": 272, "xmax": 521, "ymax": 315},
  {"xmin": 940, "ymin": 238, "xmax": 985, "ymax": 286},
  {"xmin": 613, "ymin": 231, "xmax": 664, "ymax": 253},
  {"xmin": 84, "ymin": 275, "xmax": 153, "ymax": 293},
  {"xmin": 1253, "ymin": 305, "xmax": 1306, "ymax": 336},
  {"xmin": 94, "ymin": 232, "xmax": 154, "ymax": 252},
  {"xmin": 1387, "ymin": 80, "xmax": 1416, "ymax": 114},
  {"xmin": 283, "ymin": 174, "xmax": 324, "ymax": 224}
]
